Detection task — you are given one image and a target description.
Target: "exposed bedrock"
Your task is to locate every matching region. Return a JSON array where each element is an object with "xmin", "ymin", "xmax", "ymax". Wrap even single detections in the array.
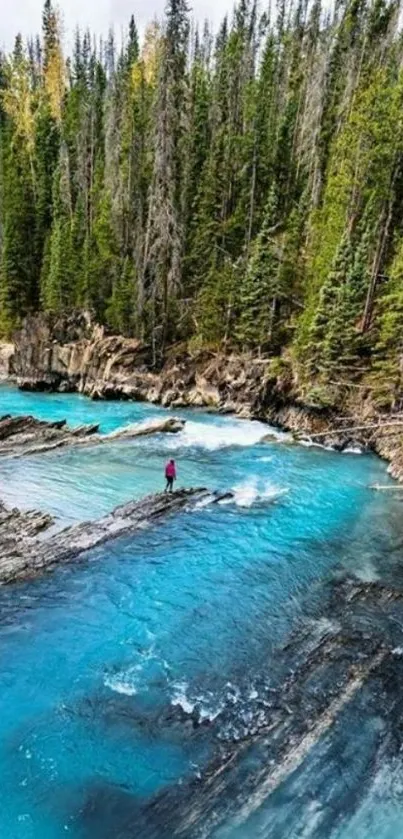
[
  {"xmin": 0, "ymin": 413, "xmax": 185, "ymax": 458},
  {"xmin": 71, "ymin": 577, "xmax": 403, "ymax": 839},
  {"xmin": 0, "ymin": 488, "xmax": 215, "ymax": 584},
  {"xmin": 0, "ymin": 343, "xmax": 13, "ymax": 380},
  {"xmin": 8, "ymin": 310, "xmax": 403, "ymax": 479},
  {"xmin": 0, "ymin": 501, "xmax": 53, "ymax": 542},
  {"xmin": 11, "ymin": 312, "xmax": 268, "ymax": 413}
]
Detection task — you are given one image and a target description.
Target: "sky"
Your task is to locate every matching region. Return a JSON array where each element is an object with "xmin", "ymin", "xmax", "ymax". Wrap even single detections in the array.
[{"xmin": 1, "ymin": 0, "xmax": 232, "ymax": 51}]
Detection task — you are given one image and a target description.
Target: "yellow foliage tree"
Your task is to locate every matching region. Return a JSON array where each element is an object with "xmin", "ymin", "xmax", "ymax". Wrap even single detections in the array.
[
  {"xmin": 2, "ymin": 42, "xmax": 36, "ymax": 153},
  {"xmin": 141, "ymin": 22, "xmax": 161, "ymax": 87},
  {"xmin": 43, "ymin": 6, "xmax": 65, "ymax": 122}
]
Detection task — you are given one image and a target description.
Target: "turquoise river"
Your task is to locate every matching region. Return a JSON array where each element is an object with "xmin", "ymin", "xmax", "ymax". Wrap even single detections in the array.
[{"xmin": 0, "ymin": 383, "xmax": 403, "ymax": 839}]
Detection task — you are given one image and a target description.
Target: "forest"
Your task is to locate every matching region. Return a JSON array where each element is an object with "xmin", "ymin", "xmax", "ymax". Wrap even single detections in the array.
[{"xmin": 1, "ymin": 0, "xmax": 403, "ymax": 406}]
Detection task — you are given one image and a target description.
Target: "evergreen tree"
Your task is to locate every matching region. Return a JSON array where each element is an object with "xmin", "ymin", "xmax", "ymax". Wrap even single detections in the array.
[
  {"xmin": 0, "ymin": 0, "xmax": 402, "ymax": 402},
  {"xmin": 141, "ymin": 0, "xmax": 189, "ymax": 358},
  {"xmin": 41, "ymin": 141, "xmax": 73, "ymax": 310},
  {"xmin": 106, "ymin": 256, "xmax": 137, "ymax": 335},
  {"xmin": 236, "ymin": 186, "xmax": 281, "ymax": 350},
  {"xmin": 0, "ymin": 38, "xmax": 38, "ymax": 331}
]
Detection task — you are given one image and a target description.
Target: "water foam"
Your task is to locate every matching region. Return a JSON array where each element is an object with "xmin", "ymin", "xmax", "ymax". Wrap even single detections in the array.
[
  {"xmin": 104, "ymin": 649, "xmax": 170, "ymax": 697},
  {"xmin": 171, "ymin": 681, "xmax": 197, "ymax": 716},
  {"xmin": 161, "ymin": 418, "xmax": 279, "ymax": 452},
  {"xmin": 171, "ymin": 681, "xmax": 225, "ymax": 722},
  {"xmin": 194, "ymin": 494, "xmax": 216, "ymax": 509},
  {"xmin": 104, "ymin": 667, "xmax": 139, "ymax": 696},
  {"xmin": 299, "ymin": 439, "xmax": 335, "ymax": 452},
  {"xmin": 232, "ymin": 479, "xmax": 289, "ymax": 508},
  {"xmin": 299, "ymin": 439, "xmax": 363, "ymax": 455}
]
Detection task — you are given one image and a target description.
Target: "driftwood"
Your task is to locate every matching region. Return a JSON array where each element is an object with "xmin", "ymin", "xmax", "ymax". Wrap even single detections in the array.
[
  {"xmin": 0, "ymin": 414, "xmax": 185, "ymax": 458},
  {"xmin": 370, "ymin": 484, "xmax": 403, "ymax": 491},
  {"xmin": 296, "ymin": 421, "xmax": 403, "ymax": 438},
  {"xmin": 0, "ymin": 488, "xmax": 216, "ymax": 585},
  {"xmin": 295, "ymin": 421, "xmax": 403, "ymax": 441}
]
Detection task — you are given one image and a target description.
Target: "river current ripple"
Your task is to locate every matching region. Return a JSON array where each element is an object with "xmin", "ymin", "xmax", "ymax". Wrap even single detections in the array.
[{"xmin": 0, "ymin": 384, "xmax": 402, "ymax": 839}]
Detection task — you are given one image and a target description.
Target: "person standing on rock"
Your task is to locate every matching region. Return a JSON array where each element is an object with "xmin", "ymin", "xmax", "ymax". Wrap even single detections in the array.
[{"xmin": 165, "ymin": 459, "xmax": 177, "ymax": 492}]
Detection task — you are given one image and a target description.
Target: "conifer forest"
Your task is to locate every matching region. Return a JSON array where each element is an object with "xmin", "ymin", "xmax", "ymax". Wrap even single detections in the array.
[{"xmin": 1, "ymin": 0, "xmax": 403, "ymax": 404}]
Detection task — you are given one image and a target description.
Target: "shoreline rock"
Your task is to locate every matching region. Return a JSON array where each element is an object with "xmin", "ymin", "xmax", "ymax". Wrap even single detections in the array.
[
  {"xmin": 105, "ymin": 575, "xmax": 403, "ymax": 838},
  {"xmin": 8, "ymin": 311, "xmax": 403, "ymax": 481},
  {"xmin": 0, "ymin": 489, "xmax": 212, "ymax": 584},
  {"xmin": 0, "ymin": 414, "xmax": 186, "ymax": 458},
  {"xmin": 0, "ymin": 343, "xmax": 13, "ymax": 380}
]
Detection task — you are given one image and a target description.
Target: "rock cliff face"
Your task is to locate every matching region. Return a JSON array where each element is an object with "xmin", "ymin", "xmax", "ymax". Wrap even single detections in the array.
[
  {"xmin": 12, "ymin": 312, "xmax": 289, "ymax": 414},
  {"xmin": 9, "ymin": 311, "xmax": 403, "ymax": 480},
  {"xmin": 0, "ymin": 343, "xmax": 13, "ymax": 380},
  {"xmin": 12, "ymin": 311, "xmax": 149, "ymax": 395}
]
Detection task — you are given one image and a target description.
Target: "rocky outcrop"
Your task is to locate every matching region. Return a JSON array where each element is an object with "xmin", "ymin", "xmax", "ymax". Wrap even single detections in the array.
[
  {"xmin": 10, "ymin": 311, "xmax": 403, "ymax": 480},
  {"xmin": 0, "ymin": 489, "xmax": 214, "ymax": 584},
  {"xmin": 84, "ymin": 575, "xmax": 403, "ymax": 839},
  {"xmin": 0, "ymin": 343, "xmax": 13, "ymax": 380},
  {"xmin": 0, "ymin": 501, "xmax": 53, "ymax": 543},
  {"xmin": 0, "ymin": 414, "xmax": 185, "ymax": 458},
  {"xmin": 11, "ymin": 312, "xmax": 279, "ymax": 413},
  {"xmin": 12, "ymin": 311, "xmax": 152, "ymax": 396},
  {"xmin": 0, "ymin": 414, "xmax": 99, "ymax": 456}
]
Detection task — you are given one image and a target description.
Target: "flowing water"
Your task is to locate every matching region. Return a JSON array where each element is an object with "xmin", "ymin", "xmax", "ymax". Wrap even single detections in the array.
[{"xmin": 0, "ymin": 383, "xmax": 403, "ymax": 838}]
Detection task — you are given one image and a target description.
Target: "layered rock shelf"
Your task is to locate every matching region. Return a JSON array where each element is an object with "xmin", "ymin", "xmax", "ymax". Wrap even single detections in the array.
[
  {"xmin": 0, "ymin": 413, "xmax": 185, "ymax": 458},
  {"xmin": 0, "ymin": 489, "xmax": 212, "ymax": 584},
  {"xmin": 10, "ymin": 312, "xmax": 272, "ymax": 413},
  {"xmin": 97, "ymin": 575, "xmax": 403, "ymax": 838},
  {"xmin": 5, "ymin": 310, "xmax": 403, "ymax": 480}
]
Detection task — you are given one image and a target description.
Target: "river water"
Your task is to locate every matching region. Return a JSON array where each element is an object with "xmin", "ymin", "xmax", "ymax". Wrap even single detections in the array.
[{"xmin": 0, "ymin": 384, "xmax": 402, "ymax": 839}]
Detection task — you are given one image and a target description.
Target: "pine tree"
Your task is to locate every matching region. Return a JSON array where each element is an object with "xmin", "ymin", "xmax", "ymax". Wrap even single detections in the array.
[
  {"xmin": 141, "ymin": 0, "xmax": 189, "ymax": 358},
  {"xmin": 0, "ymin": 0, "xmax": 403, "ymax": 391},
  {"xmin": 106, "ymin": 256, "xmax": 137, "ymax": 335},
  {"xmin": 236, "ymin": 186, "xmax": 281, "ymax": 350},
  {"xmin": 42, "ymin": 0, "xmax": 65, "ymax": 123},
  {"xmin": 196, "ymin": 257, "xmax": 238, "ymax": 347},
  {"xmin": 304, "ymin": 234, "xmax": 355, "ymax": 376},
  {"xmin": 41, "ymin": 141, "xmax": 73, "ymax": 311},
  {"xmin": 372, "ymin": 237, "xmax": 403, "ymax": 407},
  {"xmin": 0, "ymin": 38, "xmax": 38, "ymax": 331}
]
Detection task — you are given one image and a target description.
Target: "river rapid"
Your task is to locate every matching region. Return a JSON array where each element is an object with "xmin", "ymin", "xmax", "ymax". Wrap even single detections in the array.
[{"xmin": 0, "ymin": 383, "xmax": 403, "ymax": 839}]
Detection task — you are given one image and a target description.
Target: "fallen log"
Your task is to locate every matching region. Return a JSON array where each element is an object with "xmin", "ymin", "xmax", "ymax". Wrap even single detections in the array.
[
  {"xmin": 0, "ymin": 488, "xmax": 210, "ymax": 584},
  {"xmin": 294, "ymin": 421, "xmax": 403, "ymax": 441},
  {"xmin": 96, "ymin": 416, "xmax": 185, "ymax": 442},
  {"xmin": 0, "ymin": 414, "xmax": 185, "ymax": 458},
  {"xmin": 369, "ymin": 484, "xmax": 403, "ymax": 491}
]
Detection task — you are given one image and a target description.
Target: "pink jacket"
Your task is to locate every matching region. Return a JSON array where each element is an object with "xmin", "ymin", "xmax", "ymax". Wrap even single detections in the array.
[{"xmin": 165, "ymin": 462, "xmax": 176, "ymax": 479}]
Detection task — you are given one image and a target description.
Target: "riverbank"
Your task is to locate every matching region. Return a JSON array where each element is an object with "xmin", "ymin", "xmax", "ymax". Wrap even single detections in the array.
[{"xmin": 4, "ymin": 311, "xmax": 403, "ymax": 480}]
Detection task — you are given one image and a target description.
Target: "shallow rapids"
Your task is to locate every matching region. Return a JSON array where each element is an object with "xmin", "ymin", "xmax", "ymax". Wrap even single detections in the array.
[{"xmin": 0, "ymin": 383, "xmax": 402, "ymax": 839}]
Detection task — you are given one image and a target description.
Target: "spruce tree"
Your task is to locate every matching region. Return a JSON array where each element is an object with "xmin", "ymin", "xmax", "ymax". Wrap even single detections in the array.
[
  {"xmin": 236, "ymin": 186, "xmax": 280, "ymax": 351},
  {"xmin": 0, "ymin": 0, "xmax": 402, "ymax": 382}
]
